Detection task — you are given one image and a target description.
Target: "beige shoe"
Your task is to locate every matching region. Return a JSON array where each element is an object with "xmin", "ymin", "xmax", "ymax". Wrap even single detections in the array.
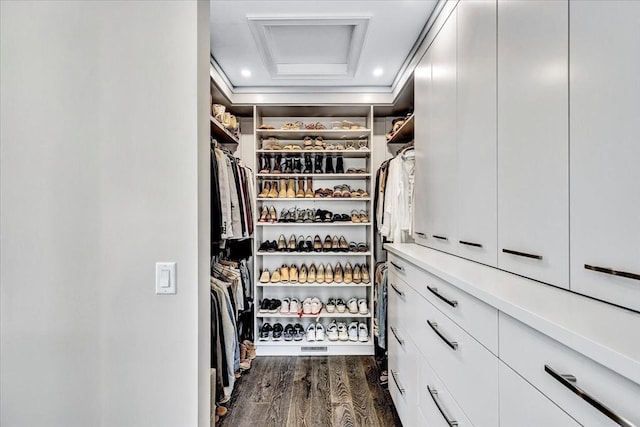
[
  {"xmin": 267, "ymin": 180, "xmax": 278, "ymax": 198},
  {"xmin": 259, "ymin": 269, "xmax": 270, "ymax": 283},
  {"xmin": 325, "ymin": 263, "xmax": 334, "ymax": 283},
  {"xmin": 344, "ymin": 262, "xmax": 353, "ymax": 284},
  {"xmin": 286, "ymin": 179, "xmax": 296, "ymax": 198},
  {"xmin": 299, "ymin": 264, "xmax": 308, "ymax": 283},
  {"xmin": 334, "ymin": 263, "xmax": 343, "ymax": 283},
  {"xmin": 308, "ymin": 263, "xmax": 317, "ymax": 283},
  {"xmin": 278, "ymin": 179, "xmax": 287, "ymax": 198},
  {"xmin": 305, "ymin": 178, "xmax": 314, "ymax": 198},
  {"xmin": 289, "ymin": 265, "xmax": 299, "ymax": 282},
  {"xmin": 361, "ymin": 264, "xmax": 370, "ymax": 284},
  {"xmin": 316, "ymin": 263, "xmax": 325, "ymax": 283},
  {"xmin": 280, "ymin": 264, "xmax": 290, "ymax": 282},
  {"xmin": 270, "ymin": 269, "xmax": 281, "ymax": 283},
  {"xmin": 353, "ymin": 264, "xmax": 361, "ymax": 284},
  {"xmin": 296, "ymin": 178, "xmax": 305, "ymax": 198},
  {"xmin": 258, "ymin": 181, "xmax": 270, "ymax": 198}
]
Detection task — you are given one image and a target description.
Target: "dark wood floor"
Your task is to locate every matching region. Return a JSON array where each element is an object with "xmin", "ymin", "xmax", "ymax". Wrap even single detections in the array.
[{"xmin": 216, "ymin": 356, "xmax": 402, "ymax": 427}]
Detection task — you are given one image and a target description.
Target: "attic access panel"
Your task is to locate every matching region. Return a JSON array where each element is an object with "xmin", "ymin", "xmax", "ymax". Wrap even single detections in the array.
[{"xmin": 248, "ymin": 16, "xmax": 370, "ymax": 79}]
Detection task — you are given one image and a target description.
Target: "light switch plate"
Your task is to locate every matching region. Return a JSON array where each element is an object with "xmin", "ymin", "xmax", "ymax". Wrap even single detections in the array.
[{"xmin": 156, "ymin": 262, "xmax": 176, "ymax": 294}]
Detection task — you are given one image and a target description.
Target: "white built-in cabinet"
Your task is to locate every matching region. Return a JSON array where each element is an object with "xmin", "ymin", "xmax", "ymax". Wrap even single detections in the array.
[
  {"xmin": 496, "ymin": 0, "xmax": 569, "ymax": 288},
  {"xmin": 569, "ymin": 0, "xmax": 640, "ymax": 312},
  {"xmin": 423, "ymin": 8, "xmax": 458, "ymax": 253},
  {"xmin": 456, "ymin": 0, "xmax": 497, "ymax": 266}
]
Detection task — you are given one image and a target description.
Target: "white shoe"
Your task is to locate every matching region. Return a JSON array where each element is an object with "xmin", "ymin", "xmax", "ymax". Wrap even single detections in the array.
[
  {"xmin": 281, "ymin": 298, "xmax": 290, "ymax": 314},
  {"xmin": 302, "ymin": 297, "xmax": 312, "ymax": 314},
  {"xmin": 306, "ymin": 323, "xmax": 316, "ymax": 342},
  {"xmin": 336, "ymin": 298, "xmax": 346, "ymax": 313},
  {"xmin": 326, "ymin": 298, "xmax": 336, "ymax": 313},
  {"xmin": 337, "ymin": 322, "xmax": 349, "ymax": 341},
  {"xmin": 347, "ymin": 298, "xmax": 358, "ymax": 314},
  {"xmin": 290, "ymin": 298, "xmax": 299, "ymax": 313},
  {"xmin": 327, "ymin": 321, "xmax": 339, "ymax": 341},
  {"xmin": 348, "ymin": 322, "xmax": 359, "ymax": 342},
  {"xmin": 358, "ymin": 323, "xmax": 369, "ymax": 342},
  {"xmin": 315, "ymin": 323, "xmax": 325, "ymax": 341},
  {"xmin": 358, "ymin": 299, "xmax": 368, "ymax": 315},
  {"xmin": 310, "ymin": 297, "xmax": 322, "ymax": 314}
]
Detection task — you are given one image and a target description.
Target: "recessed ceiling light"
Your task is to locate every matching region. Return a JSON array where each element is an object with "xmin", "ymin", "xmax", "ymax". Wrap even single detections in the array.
[
  {"xmin": 373, "ymin": 68, "xmax": 384, "ymax": 77},
  {"xmin": 241, "ymin": 69, "xmax": 252, "ymax": 77}
]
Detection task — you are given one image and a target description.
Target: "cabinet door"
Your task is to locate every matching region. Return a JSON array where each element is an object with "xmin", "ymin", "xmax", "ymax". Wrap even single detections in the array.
[
  {"xmin": 569, "ymin": 0, "xmax": 640, "ymax": 311},
  {"xmin": 425, "ymin": 8, "xmax": 458, "ymax": 254},
  {"xmin": 456, "ymin": 0, "xmax": 497, "ymax": 266},
  {"xmin": 497, "ymin": 0, "xmax": 569, "ymax": 287},
  {"xmin": 499, "ymin": 361, "xmax": 580, "ymax": 427},
  {"xmin": 413, "ymin": 49, "xmax": 432, "ymax": 243}
]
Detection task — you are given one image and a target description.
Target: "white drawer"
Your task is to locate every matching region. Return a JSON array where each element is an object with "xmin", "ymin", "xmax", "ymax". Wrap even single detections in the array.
[
  {"xmin": 499, "ymin": 360, "xmax": 580, "ymax": 427},
  {"xmin": 418, "ymin": 354, "xmax": 474, "ymax": 427},
  {"xmin": 414, "ymin": 296, "xmax": 499, "ymax": 427},
  {"xmin": 389, "ymin": 330, "xmax": 418, "ymax": 427},
  {"xmin": 500, "ymin": 313, "xmax": 640, "ymax": 426},
  {"xmin": 388, "ymin": 253, "xmax": 499, "ymax": 353}
]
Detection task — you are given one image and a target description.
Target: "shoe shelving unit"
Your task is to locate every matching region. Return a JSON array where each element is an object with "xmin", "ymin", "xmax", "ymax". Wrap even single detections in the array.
[{"xmin": 253, "ymin": 105, "xmax": 375, "ymax": 356}]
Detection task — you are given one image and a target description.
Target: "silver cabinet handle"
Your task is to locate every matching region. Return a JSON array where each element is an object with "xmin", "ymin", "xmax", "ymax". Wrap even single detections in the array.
[
  {"xmin": 390, "ymin": 326, "xmax": 405, "ymax": 346},
  {"xmin": 391, "ymin": 370, "xmax": 405, "ymax": 395},
  {"xmin": 427, "ymin": 386, "xmax": 458, "ymax": 426},
  {"xmin": 584, "ymin": 264, "xmax": 640, "ymax": 281},
  {"xmin": 433, "ymin": 235, "xmax": 448, "ymax": 241},
  {"xmin": 390, "ymin": 282, "xmax": 404, "ymax": 297},
  {"xmin": 427, "ymin": 320, "xmax": 458, "ymax": 351},
  {"xmin": 427, "ymin": 286, "xmax": 458, "ymax": 308},
  {"xmin": 389, "ymin": 261, "xmax": 405, "ymax": 273},
  {"xmin": 544, "ymin": 365, "xmax": 635, "ymax": 427},
  {"xmin": 502, "ymin": 248, "xmax": 543, "ymax": 260}
]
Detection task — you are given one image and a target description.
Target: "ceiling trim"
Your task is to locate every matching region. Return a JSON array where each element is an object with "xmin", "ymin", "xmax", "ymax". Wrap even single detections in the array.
[{"xmin": 247, "ymin": 15, "xmax": 370, "ymax": 80}]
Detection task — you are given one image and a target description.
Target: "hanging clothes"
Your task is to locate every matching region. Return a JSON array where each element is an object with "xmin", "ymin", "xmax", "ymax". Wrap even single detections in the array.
[{"xmin": 378, "ymin": 143, "xmax": 415, "ymax": 243}]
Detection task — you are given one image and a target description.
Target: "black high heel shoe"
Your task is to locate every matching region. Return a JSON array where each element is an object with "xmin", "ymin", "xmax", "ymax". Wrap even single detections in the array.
[
  {"xmin": 325, "ymin": 155, "xmax": 334, "ymax": 174},
  {"xmin": 335, "ymin": 155, "xmax": 344, "ymax": 174},
  {"xmin": 314, "ymin": 154, "xmax": 324, "ymax": 174}
]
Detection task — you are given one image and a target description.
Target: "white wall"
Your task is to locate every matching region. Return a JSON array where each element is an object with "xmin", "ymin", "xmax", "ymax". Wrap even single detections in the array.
[{"xmin": 1, "ymin": 1, "xmax": 210, "ymax": 426}]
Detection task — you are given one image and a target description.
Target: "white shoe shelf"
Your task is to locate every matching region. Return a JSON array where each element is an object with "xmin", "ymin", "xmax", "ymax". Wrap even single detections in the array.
[{"xmin": 253, "ymin": 105, "xmax": 375, "ymax": 357}]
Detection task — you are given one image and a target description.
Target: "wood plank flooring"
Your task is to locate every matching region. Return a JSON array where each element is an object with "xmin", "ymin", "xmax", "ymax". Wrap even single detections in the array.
[{"xmin": 216, "ymin": 356, "xmax": 402, "ymax": 427}]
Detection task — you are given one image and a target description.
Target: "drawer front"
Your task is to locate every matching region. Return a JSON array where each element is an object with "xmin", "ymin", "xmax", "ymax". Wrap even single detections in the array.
[
  {"xmin": 414, "ymin": 296, "xmax": 499, "ymax": 426},
  {"xmin": 499, "ymin": 361, "xmax": 580, "ymax": 427},
  {"xmin": 418, "ymin": 354, "xmax": 474, "ymax": 427},
  {"xmin": 500, "ymin": 313, "xmax": 640, "ymax": 426},
  {"xmin": 388, "ymin": 253, "xmax": 499, "ymax": 353},
  {"xmin": 389, "ymin": 331, "xmax": 418, "ymax": 427},
  {"xmin": 387, "ymin": 274, "xmax": 415, "ymax": 340}
]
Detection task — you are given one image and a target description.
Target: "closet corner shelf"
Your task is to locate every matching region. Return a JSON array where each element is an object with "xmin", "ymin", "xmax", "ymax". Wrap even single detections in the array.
[
  {"xmin": 257, "ymin": 251, "xmax": 372, "ymax": 257},
  {"xmin": 210, "ymin": 116, "xmax": 240, "ymax": 145},
  {"xmin": 256, "ymin": 312, "xmax": 372, "ymax": 319},
  {"xmin": 257, "ymin": 282, "xmax": 372, "ymax": 288},
  {"xmin": 386, "ymin": 113, "xmax": 414, "ymax": 145},
  {"xmin": 256, "ymin": 197, "xmax": 372, "ymax": 202},
  {"xmin": 256, "ymin": 222, "xmax": 371, "ymax": 227},
  {"xmin": 257, "ymin": 173, "xmax": 370, "ymax": 179},
  {"xmin": 256, "ymin": 129, "xmax": 370, "ymax": 139}
]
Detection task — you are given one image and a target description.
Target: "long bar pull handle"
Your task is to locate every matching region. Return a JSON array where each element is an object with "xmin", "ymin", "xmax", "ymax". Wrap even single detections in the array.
[
  {"xmin": 427, "ymin": 386, "xmax": 459, "ymax": 427},
  {"xmin": 584, "ymin": 264, "xmax": 640, "ymax": 281},
  {"xmin": 433, "ymin": 235, "xmax": 448, "ymax": 241},
  {"xmin": 390, "ymin": 326, "xmax": 405, "ymax": 346},
  {"xmin": 502, "ymin": 248, "xmax": 543, "ymax": 260},
  {"xmin": 391, "ymin": 370, "xmax": 406, "ymax": 395},
  {"xmin": 389, "ymin": 261, "xmax": 405, "ymax": 273},
  {"xmin": 427, "ymin": 286, "xmax": 458, "ymax": 308},
  {"xmin": 390, "ymin": 283, "xmax": 404, "ymax": 297},
  {"xmin": 544, "ymin": 365, "xmax": 635, "ymax": 427},
  {"xmin": 459, "ymin": 240, "xmax": 483, "ymax": 248},
  {"xmin": 427, "ymin": 320, "xmax": 458, "ymax": 351}
]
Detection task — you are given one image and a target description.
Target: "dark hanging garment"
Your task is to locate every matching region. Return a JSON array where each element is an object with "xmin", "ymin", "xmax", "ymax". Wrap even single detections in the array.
[{"xmin": 211, "ymin": 148, "xmax": 223, "ymax": 246}]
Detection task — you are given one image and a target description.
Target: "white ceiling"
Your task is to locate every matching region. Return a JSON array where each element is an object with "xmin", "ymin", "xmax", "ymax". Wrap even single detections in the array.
[{"xmin": 210, "ymin": 1, "xmax": 439, "ymax": 93}]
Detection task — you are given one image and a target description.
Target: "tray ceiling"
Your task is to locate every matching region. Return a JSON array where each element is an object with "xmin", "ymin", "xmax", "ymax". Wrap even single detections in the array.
[{"xmin": 210, "ymin": 0, "xmax": 438, "ymax": 93}]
